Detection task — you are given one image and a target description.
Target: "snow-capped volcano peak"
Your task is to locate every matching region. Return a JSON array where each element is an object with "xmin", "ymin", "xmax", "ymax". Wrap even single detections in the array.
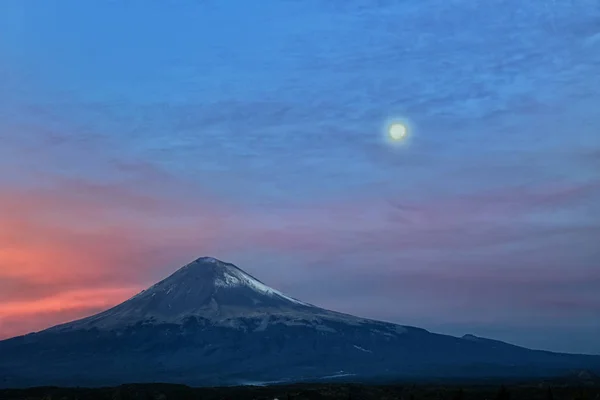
[
  {"xmin": 52, "ymin": 257, "xmax": 316, "ymax": 331},
  {"xmin": 177, "ymin": 256, "xmax": 309, "ymax": 306},
  {"xmin": 193, "ymin": 256, "xmax": 219, "ymax": 263}
]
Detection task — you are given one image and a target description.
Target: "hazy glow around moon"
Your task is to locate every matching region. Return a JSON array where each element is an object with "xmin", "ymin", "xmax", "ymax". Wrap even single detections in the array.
[{"xmin": 388, "ymin": 123, "xmax": 408, "ymax": 141}]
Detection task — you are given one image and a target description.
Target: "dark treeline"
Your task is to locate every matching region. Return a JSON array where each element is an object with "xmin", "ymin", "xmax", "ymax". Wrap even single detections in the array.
[{"xmin": 1, "ymin": 383, "xmax": 599, "ymax": 400}]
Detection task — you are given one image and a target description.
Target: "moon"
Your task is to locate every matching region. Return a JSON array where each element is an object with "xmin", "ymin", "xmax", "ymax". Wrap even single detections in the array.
[{"xmin": 388, "ymin": 123, "xmax": 408, "ymax": 141}]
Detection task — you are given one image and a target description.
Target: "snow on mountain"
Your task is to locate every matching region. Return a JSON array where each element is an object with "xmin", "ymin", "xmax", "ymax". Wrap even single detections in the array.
[
  {"xmin": 206, "ymin": 257, "xmax": 310, "ymax": 306},
  {"xmin": 353, "ymin": 345, "xmax": 373, "ymax": 353}
]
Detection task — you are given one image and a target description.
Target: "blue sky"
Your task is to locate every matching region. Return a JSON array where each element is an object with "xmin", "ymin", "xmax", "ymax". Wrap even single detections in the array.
[{"xmin": 1, "ymin": 0, "xmax": 599, "ymax": 353}]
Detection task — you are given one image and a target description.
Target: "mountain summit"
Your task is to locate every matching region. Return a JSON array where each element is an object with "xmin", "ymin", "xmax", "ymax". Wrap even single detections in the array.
[
  {"xmin": 53, "ymin": 257, "xmax": 315, "ymax": 331},
  {"xmin": 1, "ymin": 257, "xmax": 599, "ymax": 388}
]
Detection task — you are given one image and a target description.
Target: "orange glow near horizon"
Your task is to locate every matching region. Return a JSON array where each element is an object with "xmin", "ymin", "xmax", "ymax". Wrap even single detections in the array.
[
  {"xmin": 0, "ymin": 287, "xmax": 139, "ymax": 317},
  {"xmin": 0, "ymin": 183, "xmax": 210, "ymax": 338}
]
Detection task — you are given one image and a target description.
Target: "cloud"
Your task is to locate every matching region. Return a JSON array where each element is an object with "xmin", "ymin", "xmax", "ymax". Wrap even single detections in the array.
[
  {"xmin": 0, "ymin": 306, "xmax": 114, "ymax": 340},
  {"xmin": 0, "ymin": 178, "xmax": 227, "ymax": 304},
  {"xmin": 0, "ymin": 287, "xmax": 137, "ymax": 318}
]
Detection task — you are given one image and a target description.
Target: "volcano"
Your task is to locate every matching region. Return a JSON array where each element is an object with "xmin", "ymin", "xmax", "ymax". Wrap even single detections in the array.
[{"xmin": 1, "ymin": 257, "xmax": 599, "ymax": 388}]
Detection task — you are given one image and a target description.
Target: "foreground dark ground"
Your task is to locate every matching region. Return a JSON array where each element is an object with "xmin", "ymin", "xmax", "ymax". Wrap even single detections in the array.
[{"xmin": 2, "ymin": 380, "xmax": 599, "ymax": 400}]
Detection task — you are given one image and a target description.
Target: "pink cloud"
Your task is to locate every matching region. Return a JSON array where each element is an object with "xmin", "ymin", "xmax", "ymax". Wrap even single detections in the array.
[
  {"xmin": 0, "ymin": 180, "xmax": 229, "ymax": 337},
  {"xmin": 0, "ymin": 306, "xmax": 112, "ymax": 340},
  {"xmin": 0, "ymin": 287, "xmax": 138, "ymax": 317}
]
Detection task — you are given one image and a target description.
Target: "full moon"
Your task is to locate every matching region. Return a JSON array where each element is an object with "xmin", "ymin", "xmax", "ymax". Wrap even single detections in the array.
[{"xmin": 388, "ymin": 123, "xmax": 408, "ymax": 141}]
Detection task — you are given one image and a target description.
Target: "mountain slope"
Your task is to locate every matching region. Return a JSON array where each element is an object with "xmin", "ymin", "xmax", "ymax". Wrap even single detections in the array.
[
  {"xmin": 1, "ymin": 257, "xmax": 599, "ymax": 388},
  {"xmin": 47, "ymin": 257, "xmax": 385, "ymax": 332}
]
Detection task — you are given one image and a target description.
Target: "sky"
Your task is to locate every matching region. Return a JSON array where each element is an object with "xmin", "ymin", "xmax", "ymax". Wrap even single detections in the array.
[{"xmin": 1, "ymin": 0, "xmax": 599, "ymax": 354}]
